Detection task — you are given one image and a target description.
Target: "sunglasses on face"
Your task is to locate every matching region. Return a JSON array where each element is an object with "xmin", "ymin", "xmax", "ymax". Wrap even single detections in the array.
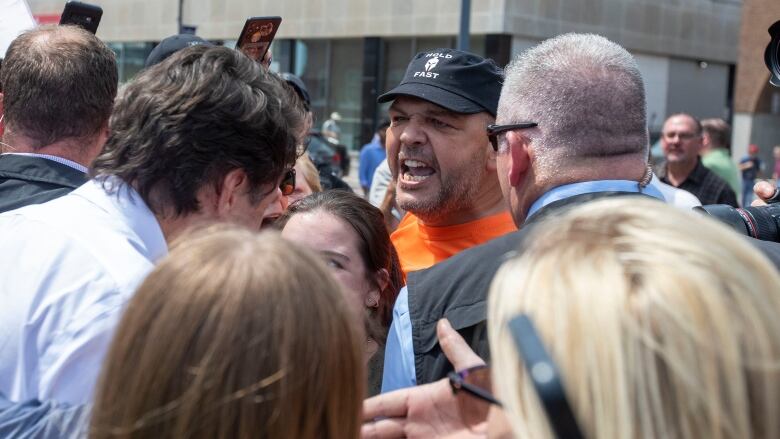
[
  {"xmin": 486, "ymin": 122, "xmax": 538, "ymax": 152},
  {"xmin": 448, "ymin": 314, "xmax": 585, "ymax": 438},
  {"xmin": 279, "ymin": 168, "xmax": 296, "ymax": 196}
]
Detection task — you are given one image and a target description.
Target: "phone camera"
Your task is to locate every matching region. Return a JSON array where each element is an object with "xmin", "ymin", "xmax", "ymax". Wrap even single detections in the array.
[{"xmin": 766, "ymin": 20, "xmax": 780, "ymax": 86}]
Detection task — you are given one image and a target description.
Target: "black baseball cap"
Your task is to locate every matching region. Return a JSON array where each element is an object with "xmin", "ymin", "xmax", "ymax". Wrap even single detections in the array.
[
  {"xmin": 281, "ymin": 72, "xmax": 311, "ymax": 110},
  {"xmin": 145, "ymin": 34, "xmax": 214, "ymax": 68},
  {"xmin": 377, "ymin": 48, "xmax": 503, "ymax": 116}
]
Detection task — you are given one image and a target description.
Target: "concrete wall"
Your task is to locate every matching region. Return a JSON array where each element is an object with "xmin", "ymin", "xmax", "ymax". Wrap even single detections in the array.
[
  {"xmin": 634, "ymin": 53, "xmax": 670, "ymax": 133},
  {"xmin": 27, "ymin": 0, "xmax": 506, "ymax": 41},
  {"xmin": 665, "ymin": 58, "xmax": 731, "ymax": 121},
  {"xmin": 28, "ymin": 0, "xmax": 740, "ymax": 62},
  {"xmin": 503, "ymin": 0, "xmax": 741, "ymax": 63}
]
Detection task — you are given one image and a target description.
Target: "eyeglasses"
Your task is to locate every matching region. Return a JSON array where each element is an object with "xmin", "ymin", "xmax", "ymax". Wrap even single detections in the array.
[
  {"xmin": 279, "ymin": 168, "xmax": 296, "ymax": 196},
  {"xmin": 448, "ymin": 314, "xmax": 585, "ymax": 438},
  {"xmin": 448, "ymin": 365, "xmax": 502, "ymax": 427},
  {"xmin": 486, "ymin": 122, "xmax": 538, "ymax": 151}
]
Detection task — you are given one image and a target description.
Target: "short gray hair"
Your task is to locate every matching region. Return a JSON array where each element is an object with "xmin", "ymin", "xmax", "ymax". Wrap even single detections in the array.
[{"xmin": 498, "ymin": 34, "xmax": 648, "ymax": 172}]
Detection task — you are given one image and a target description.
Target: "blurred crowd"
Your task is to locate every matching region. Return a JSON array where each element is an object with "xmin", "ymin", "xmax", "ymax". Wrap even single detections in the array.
[{"xmin": 0, "ymin": 23, "xmax": 779, "ymax": 439}]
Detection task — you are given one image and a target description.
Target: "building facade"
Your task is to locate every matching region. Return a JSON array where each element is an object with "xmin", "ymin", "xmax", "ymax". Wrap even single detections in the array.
[{"xmin": 28, "ymin": 0, "xmax": 744, "ymax": 151}]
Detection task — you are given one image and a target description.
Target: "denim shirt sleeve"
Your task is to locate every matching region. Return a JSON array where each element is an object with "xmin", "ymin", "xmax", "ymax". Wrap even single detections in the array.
[{"xmin": 381, "ymin": 286, "xmax": 417, "ymax": 393}]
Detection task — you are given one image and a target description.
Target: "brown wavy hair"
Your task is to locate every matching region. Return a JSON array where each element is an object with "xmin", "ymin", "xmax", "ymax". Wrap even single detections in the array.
[
  {"xmin": 89, "ymin": 226, "xmax": 364, "ymax": 439},
  {"xmin": 90, "ymin": 45, "xmax": 301, "ymax": 216}
]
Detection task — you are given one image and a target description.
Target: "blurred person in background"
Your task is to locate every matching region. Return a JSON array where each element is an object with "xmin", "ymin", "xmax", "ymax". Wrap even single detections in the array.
[
  {"xmin": 279, "ymin": 190, "xmax": 404, "ymax": 395},
  {"xmin": 322, "ymin": 111, "xmax": 342, "ymax": 142},
  {"xmin": 359, "ymin": 120, "xmax": 390, "ymax": 195},
  {"xmin": 740, "ymin": 143, "xmax": 765, "ymax": 206},
  {"xmin": 90, "ymin": 228, "xmax": 364, "ymax": 439},
  {"xmin": 0, "ymin": 45, "xmax": 301, "ymax": 404},
  {"xmin": 0, "ymin": 25, "xmax": 117, "ymax": 212},
  {"xmin": 700, "ymin": 118, "xmax": 741, "ymax": 196},
  {"xmin": 487, "ymin": 198, "xmax": 780, "ymax": 439},
  {"xmin": 656, "ymin": 113, "xmax": 738, "ymax": 207}
]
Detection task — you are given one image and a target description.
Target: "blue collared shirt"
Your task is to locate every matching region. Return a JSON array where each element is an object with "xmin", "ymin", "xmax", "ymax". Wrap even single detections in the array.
[
  {"xmin": 0, "ymin": 178, "xmax": 167, "ymax": 404},
  {"xmin": 0, "ymin": 393, "xmax": 88, "ymax": 438},
  {"xmin": 381, "ymin": 180, "xmax": 665, "ymax": 393}
]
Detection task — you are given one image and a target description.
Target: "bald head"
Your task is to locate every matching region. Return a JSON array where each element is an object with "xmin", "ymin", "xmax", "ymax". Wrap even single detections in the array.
[{"xmin": 1, "ymin": 25, "xmax": 118, "ymax": 148}]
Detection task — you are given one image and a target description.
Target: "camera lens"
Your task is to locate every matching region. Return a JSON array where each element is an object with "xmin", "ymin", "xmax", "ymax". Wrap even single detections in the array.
[
  {"xmin": 695, "ymin": 204, "xmax": 780, "ymax": 242},
  {"xmin": 767, "ymin": 21, "xmax": 780, "ymax": 86}
]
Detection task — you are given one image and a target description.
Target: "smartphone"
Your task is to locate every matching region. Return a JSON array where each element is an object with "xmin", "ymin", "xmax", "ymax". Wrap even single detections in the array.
[
  {"xmin": 236, "ymin": 16, "xmax": 282, "ymax": 63},
  {"xmin": 59, "ymin": 1, "xmax": 103, "ymax": 34}
]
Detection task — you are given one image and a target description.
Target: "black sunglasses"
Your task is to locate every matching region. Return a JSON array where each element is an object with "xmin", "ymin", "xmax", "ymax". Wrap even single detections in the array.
[
  {"xmin": 486, "ymin": 122, "xmax": 538, "ymax": 151},
  {"xmin": 448, "ymin": 314, "xmax": 584, "ymax": 438},
  {"xmin": 279, "ymin": 168, "xmax": 296, "ymax": 196}
]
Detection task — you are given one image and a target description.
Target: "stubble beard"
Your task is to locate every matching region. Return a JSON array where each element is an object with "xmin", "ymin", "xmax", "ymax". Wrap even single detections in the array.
[{"xmin": 398, "ymin": 165, "xmax": 484, "ymax": 225}]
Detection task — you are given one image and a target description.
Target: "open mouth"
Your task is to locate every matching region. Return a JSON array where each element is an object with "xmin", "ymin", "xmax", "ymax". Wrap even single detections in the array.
[{"xmin": 400, "ymin": 159, "xmax": 436, "ymax": 183}]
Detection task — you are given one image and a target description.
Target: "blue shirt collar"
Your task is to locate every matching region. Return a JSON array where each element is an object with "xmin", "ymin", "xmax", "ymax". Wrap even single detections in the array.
[{"xmin": 526, "ymin": 180, "xmax": 665, "ymax": 220}]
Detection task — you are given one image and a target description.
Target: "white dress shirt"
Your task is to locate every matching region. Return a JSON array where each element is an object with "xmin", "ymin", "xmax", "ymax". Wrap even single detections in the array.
[{"xmin": 0, "ymin": 178, "xmax": 167, "ymax": 404}]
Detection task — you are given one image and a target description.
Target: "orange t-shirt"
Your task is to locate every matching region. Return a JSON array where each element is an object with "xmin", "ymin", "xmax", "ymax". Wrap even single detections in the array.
[{"xmin": 391, "ymin": 211, "xmax": 517, "ymax": 277}]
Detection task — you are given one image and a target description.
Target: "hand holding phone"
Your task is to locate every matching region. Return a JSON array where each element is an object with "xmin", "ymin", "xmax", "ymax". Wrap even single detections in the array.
[{"xmin": 236, "ymin": 16, "xmax": 282, "ymax": 64}]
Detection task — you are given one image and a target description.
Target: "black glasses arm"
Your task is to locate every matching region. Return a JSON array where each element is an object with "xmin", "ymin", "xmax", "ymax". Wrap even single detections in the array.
[{"xmin": 509, "ymin": 315, "xmax": 585, "ymax": 439}]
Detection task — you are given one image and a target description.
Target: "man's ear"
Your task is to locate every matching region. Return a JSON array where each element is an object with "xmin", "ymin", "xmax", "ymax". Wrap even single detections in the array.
[
  {"xmin": 215, "ymin": 168, "xmax": 249, "ymax": 216},
  {"xmin": 486, "ymin": 137, "xmax": 498, "ymax": 172},
  {"xmin": 505, "ymin": 130, "xmax": 530, "ymax": 187}
]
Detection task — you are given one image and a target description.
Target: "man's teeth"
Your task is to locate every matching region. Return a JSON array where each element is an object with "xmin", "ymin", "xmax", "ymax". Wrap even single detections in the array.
[
  {"xmin": 403, "ymin": 173, "xmax": 429, "ymax": 182},
  {"xmin": 404, "ymin": 159, "xmax": 427, "ymax": 168}
]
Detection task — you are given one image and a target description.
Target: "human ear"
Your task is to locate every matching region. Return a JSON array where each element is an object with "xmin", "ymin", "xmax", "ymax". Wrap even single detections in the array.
[
  {"xmin": 365, "ymin": 268, "xmax": 390, "ymax": 308},
  {"xmin": 215, "ymin": 168, "xmax": 249, "ymax": 216},
  {"xmin": 505, "ymin": 131, "xmax": 530, "ymax": 187}
]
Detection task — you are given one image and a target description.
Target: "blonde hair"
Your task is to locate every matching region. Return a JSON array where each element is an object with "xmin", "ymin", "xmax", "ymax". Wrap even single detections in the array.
[
  {"xmin": 90, "ymin": 226, "xmax": 364, "ymax": 439},
  {"xmin": 297, "ymin": 154, "xmax": 322, "ymax": 193},
  {"xmin": 489, "ymin": 198, "xmax": 780, "ymax": 439}
]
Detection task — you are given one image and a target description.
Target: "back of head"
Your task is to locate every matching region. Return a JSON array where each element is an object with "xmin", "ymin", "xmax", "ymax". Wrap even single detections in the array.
[
  {"xmin": 498, "ymin": 34, "xmax": 648, "ymax": 173},
  {"xmin": 489, "ymin": 198, "xmax": 780, "ymax": 439},
  {"xmin": 1, "ymin": 25, "xmax": 118, "ymax": 147},
  {"xmin": 91, "ymin": 45, "xmax": 302, "ymax": 216},
  {"xmin": 90, "ymin": 226, "xmax": 364, "ymax": 439},
  {"xmin": 701, "ymin": 118, "xmax": 730, "ymax": 150}
]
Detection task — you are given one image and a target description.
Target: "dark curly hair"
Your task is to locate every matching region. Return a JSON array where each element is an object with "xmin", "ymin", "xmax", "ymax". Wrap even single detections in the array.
[{"xmin": 91, "ymin": 45, "xmax": 302, "ymax": 216}]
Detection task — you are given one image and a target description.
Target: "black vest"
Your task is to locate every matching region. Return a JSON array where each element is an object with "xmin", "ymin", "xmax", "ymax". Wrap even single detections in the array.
[
  {"xmin": 407, "ymin": 192, "xmax": 655, "ymax": 385},
  {"xmin": 0, "ymin": 155, "xmax": 87, "ymax": 213}
]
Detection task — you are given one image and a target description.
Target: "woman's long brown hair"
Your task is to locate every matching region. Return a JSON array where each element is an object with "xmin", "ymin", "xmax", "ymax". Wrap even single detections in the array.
[{"xmin": 89, "ymin": 226, "xmax": 364, "ymax": 439}]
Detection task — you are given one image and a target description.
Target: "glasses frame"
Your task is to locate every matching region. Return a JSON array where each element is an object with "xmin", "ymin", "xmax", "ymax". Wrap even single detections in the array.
[
  {"xmin": 448, "ymin": 365, "xmax": 503, "ymax": 407},
  {"xmin": 279, "ymin": 168, "xmax": 296, "ymax": 196},
  {"xmin": 509, "ymin": 314, "xmax": 585, "ymax": 439},
  {"xmin": 486, "ymin": 122, "xmax": 538, "ymax": 152}
]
